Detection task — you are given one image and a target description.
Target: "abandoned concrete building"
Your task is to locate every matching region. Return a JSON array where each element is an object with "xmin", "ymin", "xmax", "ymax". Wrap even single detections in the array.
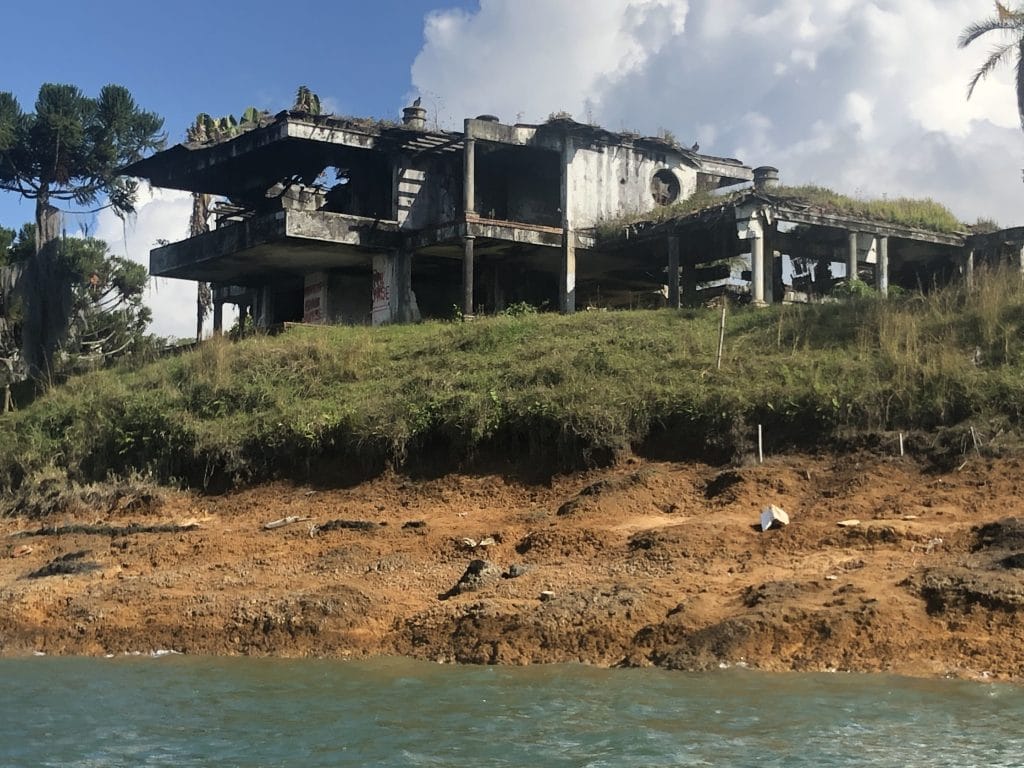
[{"xmin": 121, "ymin": 101, "xmax": 1017, "ymax": 330}]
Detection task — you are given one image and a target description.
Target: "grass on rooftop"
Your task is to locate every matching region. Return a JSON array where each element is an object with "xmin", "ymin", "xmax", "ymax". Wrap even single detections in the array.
[{"xmin": 595, "ymin": 184, "xmax": 965, "ymax": 238}]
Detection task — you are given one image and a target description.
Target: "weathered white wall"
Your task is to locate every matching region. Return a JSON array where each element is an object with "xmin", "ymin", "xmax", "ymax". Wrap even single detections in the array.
[
  {"xmin": 371, "ymin": 253, "xmax": 395, "ymax": 325},
  {"xmin": 566, "ymin": 144, "xmax": 697, "ymax": 227}
]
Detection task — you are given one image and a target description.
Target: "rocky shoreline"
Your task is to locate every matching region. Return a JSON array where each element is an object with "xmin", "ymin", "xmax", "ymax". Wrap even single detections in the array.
[{"xmin": 1, "ymin": 453, "xmax": 1022, "ymax": 681}]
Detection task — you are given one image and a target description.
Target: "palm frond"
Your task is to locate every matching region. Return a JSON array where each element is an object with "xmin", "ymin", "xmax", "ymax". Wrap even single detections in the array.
[
  {"xmin": 966, "ymin": 41, "xmax": 1018, "ymax": 98},
  {"xmin": 958, "ymin": 16, "xmax": 1018, "ymax": 48}
]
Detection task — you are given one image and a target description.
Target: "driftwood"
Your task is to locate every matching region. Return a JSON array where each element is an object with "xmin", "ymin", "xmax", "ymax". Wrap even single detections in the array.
[{"xmin": 263, "ymin": 515, "xmax": 313, "ymax": 530}]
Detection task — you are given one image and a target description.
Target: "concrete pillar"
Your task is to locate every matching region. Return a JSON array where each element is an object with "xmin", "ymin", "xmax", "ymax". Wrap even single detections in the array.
[
  {"xmin": 965, "ymin": 249, "xmax": 975, "ymax": 291},
  {"xmin": 1018, "ymin": 245, "xmax": 1024, "ymax": 278},
  {"xmin": 772, "ymin": 250, "xmax": 784, "ymax": 303},
  {"xmin": 751, "ymin": 234, "xmax": 765, "ymax": 306},
  {"xmin": 463, "ymin": 135, "xmax": 476, "ymax": 216},
  {"xmin": 560, "ymin": 232, "xmax": 576, "ymax": 314},
  {"xmin": 667, "ymin": 235, "xmax": 680, "ymax": 309},
  {"xmin": 462, "ymin": 235, "xmax": 475, "ymax": 317},
  {"xmin": 559, "ymin": 134, "xmax": 575, "ymax": 314},
  {"xmin": 847, "ymin": 231, "xmax": 858, "ymax": 284},
  {"xmin": 212, "ymin": 301, "xmax": 224, "ymax": 334},
  {"xmin": 877, "ymin": 236, "xmax": 889, "ymax": 296}
]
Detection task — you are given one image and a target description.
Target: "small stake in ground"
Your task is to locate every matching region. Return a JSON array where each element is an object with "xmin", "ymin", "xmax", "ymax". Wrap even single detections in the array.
[
  {"xmin": 757, "ymin": 424, "xmax": 764, "ymax": 464},
  {"xmin": 899, "ymin": 432, "xmax": 904, "ymax": 457}
]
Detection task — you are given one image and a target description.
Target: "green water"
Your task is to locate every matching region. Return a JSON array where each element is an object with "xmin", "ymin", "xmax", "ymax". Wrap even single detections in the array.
[{"xmin": 0, "ymin": 656, "xmax": 1019, "ymax": 767}]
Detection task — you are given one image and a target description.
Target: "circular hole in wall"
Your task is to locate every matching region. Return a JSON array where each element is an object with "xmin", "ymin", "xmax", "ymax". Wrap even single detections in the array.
[{"xmin": 651, "ymin": 169, "xmax": 680, "ymax": 205}]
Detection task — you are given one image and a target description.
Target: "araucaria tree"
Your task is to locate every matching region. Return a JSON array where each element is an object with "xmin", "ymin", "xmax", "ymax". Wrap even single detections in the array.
[
  {"xmin": 0, "ymin": 84, "xmax": 163, "ymax": 376},
  {"xmin": 959, "ymin": 2, "xmax": 1024, "ymax": 125}
]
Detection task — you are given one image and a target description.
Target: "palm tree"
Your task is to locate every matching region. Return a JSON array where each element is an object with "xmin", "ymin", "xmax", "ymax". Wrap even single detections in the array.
[{"xmin": 959, "ymin": 2, "xmax": 1024, "ymax": 126}]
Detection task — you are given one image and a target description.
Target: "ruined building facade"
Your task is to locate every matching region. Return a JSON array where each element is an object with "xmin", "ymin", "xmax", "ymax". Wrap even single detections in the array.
[
  {"xmin": 123, "ymin": 104, "xmax": 752, "ymax": 328},
  {"xmin": 123, "ymin": 102, "xmax": 1016, "ymax": 331}
]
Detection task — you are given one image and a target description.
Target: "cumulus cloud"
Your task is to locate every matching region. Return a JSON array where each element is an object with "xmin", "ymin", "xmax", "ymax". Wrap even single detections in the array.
[
  {"xmin": 94, "ymin": 186, "xmax": 235, "ymax": 340},
  {"xmin": 412, "ymin": 0, "xmax": 1024, "ymax": 225}
]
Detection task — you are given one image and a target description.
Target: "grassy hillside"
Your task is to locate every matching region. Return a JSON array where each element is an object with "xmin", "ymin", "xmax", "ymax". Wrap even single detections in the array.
[{"xmin": 3, "ymin": 267, "xmax": 1024, "ymax": 499}]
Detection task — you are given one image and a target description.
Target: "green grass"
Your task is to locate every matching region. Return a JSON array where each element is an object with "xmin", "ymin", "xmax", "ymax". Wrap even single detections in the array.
[
  {"xmin": 595, "ymin": 185, "xmax": 965, "ymax": 238},
  {"xmin": 3, "ymin": 266, "xmax": 1024, "ymax": 498}
]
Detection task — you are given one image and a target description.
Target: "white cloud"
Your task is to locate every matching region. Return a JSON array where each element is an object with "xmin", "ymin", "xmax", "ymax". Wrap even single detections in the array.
[
  {"xmin": 412, "ymin": 0, "xmax": 1024, "ymax": 226},
  {"xmin": 411, "ymin": 0, "xmax": 688, "ymax": 125},
  {"xmin": 94, "ymin": 185, "xmax": 235, "ymax": 341}
]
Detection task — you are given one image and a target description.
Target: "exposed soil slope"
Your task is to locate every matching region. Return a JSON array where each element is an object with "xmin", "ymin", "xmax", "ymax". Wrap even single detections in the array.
[{"xmin": 2, "ymin": 453, "xmax": 1023, "ymax": 681}]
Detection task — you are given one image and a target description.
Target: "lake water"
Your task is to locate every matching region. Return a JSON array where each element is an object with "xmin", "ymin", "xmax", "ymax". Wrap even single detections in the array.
[{"xmin": 0, "ymin": 656, "xmax": 1019, "ymax": 767}]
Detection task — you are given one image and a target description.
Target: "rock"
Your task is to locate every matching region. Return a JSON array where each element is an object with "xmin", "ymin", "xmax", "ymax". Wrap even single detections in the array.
[
  {"xmin": 836, "ymin": 519, "xmax": 860, "ymax": 527},
  {"xmin": 438, "ymin": 559, "xmax": 501, "ymax": 600},
  {"xmin": 504, "ymin": 563, "xmax": 530, "ymax": 579},
  {"xmin": 760, "ymin": 505, "xmax": 790, "ymax": 532},
  {"xmin": 402, "ymin": 520, "xmax": 426, "ymax": 530},
  {"xmin": 539, "ymin": 590, "xmax": 556, "ymax": 602},
  {"xmin": 975, "ymin": 518, "xmax": 1024, "ymax": 551}
]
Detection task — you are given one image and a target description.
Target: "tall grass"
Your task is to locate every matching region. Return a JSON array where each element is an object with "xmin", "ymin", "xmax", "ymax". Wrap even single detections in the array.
[{"xmin": 2, "ymin": 267, "xmax": 1023, "ymax": 496}]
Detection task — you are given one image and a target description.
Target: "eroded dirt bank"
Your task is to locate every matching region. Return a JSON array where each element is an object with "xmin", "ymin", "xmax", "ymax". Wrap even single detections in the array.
[{"xmin": 3, "ymin": 453, "xmax": 1024, "ymax": 680}]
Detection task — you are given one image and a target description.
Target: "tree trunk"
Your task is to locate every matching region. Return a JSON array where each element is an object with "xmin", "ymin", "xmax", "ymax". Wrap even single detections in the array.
[{"xmin": 21, "ymin": 194, "xmax": 73, "ymax": 380}]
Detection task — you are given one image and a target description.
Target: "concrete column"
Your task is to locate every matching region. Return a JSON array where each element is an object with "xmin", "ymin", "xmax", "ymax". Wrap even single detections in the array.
[
  {"xmin": 847, "ymin": 231, "xmax": 858, "ymax": 284},
  {"xmin": 876, "ymin": 236, "xmax": 889, "ymax": 297},
  {"xmin": 462, "ymin": 235, "xmax": 475, "ymax": 317},
  {"xmin": 667, "ymin": 235, "xmax": 680, "ymax": 309},
  {"xmin": 1018, "ymin": 245, "xmax": 1024, "ymax": 278},
  {"xmin": 965, "ymin": 249, "xmax": 975, "ymax": 291},
  {"xmin": 772, "ymin": 250, "xmax": 784, "ymax": 303},
  {"xmin": 559, "ymin": 134, "xmax": 575, "ymax": 314},
  {"xmin": 560, "ymin": 232, "xmax": 576, "ymax": 314},
  {"xmin": 751, "ymin": 234, "xmax": 765, "ymax": 306},
  {"xmin": 212, "ymin": 300, "xmax": 224, "ymax": 334},
  {"xmin": 463, "ymin": 136, "xmax": 476, "ymax": 216}
]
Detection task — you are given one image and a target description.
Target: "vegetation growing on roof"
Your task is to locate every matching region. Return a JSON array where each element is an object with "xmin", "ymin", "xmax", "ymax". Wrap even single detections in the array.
[
  {"xmin": 766, "ymin": 185, "xmax": 965, "ymax": 234},
  {"xmin": 594, "ymin": 184, "xmax": 967, "ymax": 239}
]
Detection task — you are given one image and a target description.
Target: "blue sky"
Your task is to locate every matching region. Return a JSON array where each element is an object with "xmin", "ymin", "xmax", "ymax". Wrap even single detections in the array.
[{"xmin": 0, "ymin": 0, "xmax": 475, "ymax": 232}]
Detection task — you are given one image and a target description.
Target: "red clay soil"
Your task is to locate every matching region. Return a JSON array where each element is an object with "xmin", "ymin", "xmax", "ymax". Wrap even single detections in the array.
[{"xmin": 2, "ymin": 453, "xmax": 1024, "ymax": 681}]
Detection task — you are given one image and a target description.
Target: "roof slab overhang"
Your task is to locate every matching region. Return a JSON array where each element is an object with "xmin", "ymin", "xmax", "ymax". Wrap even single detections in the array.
[
  {"xmin": 596, "ymin": 194, "xmax": 966, "ymax": 260},
  {"xmin": 122, "ymin": 116, "xmax": 464, "ymax": 198},
  {"xmin": 150, "ymin": 210, "xmax": 400, "ymax": 283}
]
